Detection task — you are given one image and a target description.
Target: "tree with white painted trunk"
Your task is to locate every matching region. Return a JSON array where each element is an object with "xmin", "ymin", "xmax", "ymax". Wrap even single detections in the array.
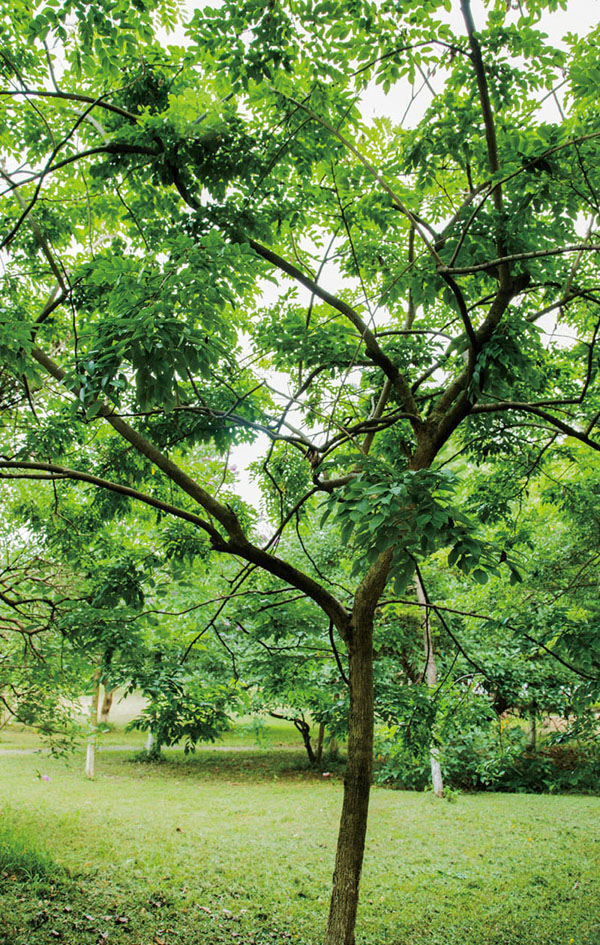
[
  {"xmin": 415, "ymin": 574, "xmax": 444, "ymax": 798},
  {"xmin": 85, "ymin": 670, "xmax": 101, "ymax": 780}
]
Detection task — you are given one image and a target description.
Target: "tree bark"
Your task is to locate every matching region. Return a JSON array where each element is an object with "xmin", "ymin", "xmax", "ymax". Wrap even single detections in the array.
[
  {"xmin": 527, "ymin": 710, "xmax": 537, "ymax": 750},
  {"xmin": 295, "ymin": 718, "xmax": 317, "ymax": 765},
  {"xmin": 85, "ymin": 670, "xmax": 101, "ymax": 779},
  {"xmin": 316, "ymin": 722, "xmax": 326, "ymax": 765},
  {"xmin": 326, "ymin": 550, "xmax": 392, "ymax": 945},
  {"xmin": 325, "ymin": 626, "xmax": 374, "ymax": 945},
  {"xmin": 415, "ymin": 575, "xmax": 444, "ymax": 797},
  {"xmin": 100, "ymin": 687, "xmax": 115, "ymax": 724}
]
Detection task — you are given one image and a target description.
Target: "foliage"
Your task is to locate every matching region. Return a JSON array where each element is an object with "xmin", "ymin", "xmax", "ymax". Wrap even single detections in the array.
[
  {"xmin": 377, "ymin": 720, "xmax": 600, "ymax": 795},
  {"xmin": 321, "ymin": 460, "xmax": 518, "ymax": 589},
  {"xmin": 126, "ymin": 673, "xmax": 237, "ymax": 753}
]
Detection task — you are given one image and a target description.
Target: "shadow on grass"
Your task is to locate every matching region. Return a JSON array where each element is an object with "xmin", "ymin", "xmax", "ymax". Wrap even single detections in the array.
[
  {"xmin": 121, "ymin": 747, "xmax": 346, "ymax": 783},
  {"xmin": 0, "ymin": 871, "xmax": 299, "ymax": 945}
]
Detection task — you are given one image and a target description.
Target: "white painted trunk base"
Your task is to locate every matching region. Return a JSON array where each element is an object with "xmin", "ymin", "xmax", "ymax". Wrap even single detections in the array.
[
  {"xmin": 430, "ymin": 747, "xmax": 444, "ymax": 798},
  {"xmin": 85, "ymin": 740, "xmax": 96, "ymax": 779},
  {"xmin": 416, "ymin": 574, "xmax": 445, "ymax": 798}
]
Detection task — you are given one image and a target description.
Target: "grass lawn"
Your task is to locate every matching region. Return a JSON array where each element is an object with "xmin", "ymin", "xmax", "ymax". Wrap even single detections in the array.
[{"xmin": 1, "ymin": 713, "xmax": 599, "ymax": 945}]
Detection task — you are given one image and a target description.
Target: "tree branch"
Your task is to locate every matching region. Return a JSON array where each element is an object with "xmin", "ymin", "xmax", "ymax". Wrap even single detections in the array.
[
  {"xmin": 440, "ymin": 243, "xmax": 600, "ymax": 276},
  {"xmin": 0, "ymin": 460, "xmax": 224, "ymax": 542}
]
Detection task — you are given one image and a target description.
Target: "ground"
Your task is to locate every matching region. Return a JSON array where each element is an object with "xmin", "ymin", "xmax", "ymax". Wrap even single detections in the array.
[{"xmin": 0, "ymin": 701, "xmax": 599, "ymax": 945}]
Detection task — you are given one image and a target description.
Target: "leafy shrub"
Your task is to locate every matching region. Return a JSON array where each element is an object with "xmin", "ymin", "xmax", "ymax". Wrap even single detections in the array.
[
  {"xmin": 375, "ymin": 732, "xmax": 431, "ymax": 791},
  {"xmin": 375, "ymin": 723, "xmax": 600, "ymax": 795},
  {"xmin": 127, "ymin": 676, "xmax": 235, "ymax": 753},
  {"xmin": 495, "ymin": 743, "xmax": 600, "ymax": 794},
  {"xmin": 440, "ymin": 723, "xmax": 527, "ymax": 790}
]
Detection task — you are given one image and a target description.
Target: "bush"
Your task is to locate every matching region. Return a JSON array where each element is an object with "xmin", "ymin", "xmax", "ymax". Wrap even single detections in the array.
[
  {"xmin": 375, "ymin": 726, "xmax": 600, "ymax": 795},
  {"xmin": 375, "ymin": 735, "xmax": 431, "ymax": 791},
  {"xmin": 440, "ymin": 723, "xmax": 527, "ymax": 790},
  {"xmin": 496, "ymin": 743, "xmax": 600, "ymax": 794}
]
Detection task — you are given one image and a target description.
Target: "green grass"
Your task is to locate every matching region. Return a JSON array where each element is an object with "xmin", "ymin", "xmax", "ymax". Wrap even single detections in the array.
[
  {"xmin": 0, "ymin": 810, "xmax": 60, "ymax": 882},
  {"xmin": 1, "ymin": 741, "xmax": 600, "ymax": 945}
]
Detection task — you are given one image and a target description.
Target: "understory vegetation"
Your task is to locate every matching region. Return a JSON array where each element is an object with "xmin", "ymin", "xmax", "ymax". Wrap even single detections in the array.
[{"xmin": 375, "ymin": 723, "xmax": 600, "ymax": 795}]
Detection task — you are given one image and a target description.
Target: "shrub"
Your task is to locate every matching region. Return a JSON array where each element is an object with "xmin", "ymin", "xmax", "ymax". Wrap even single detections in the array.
[{"xmin": 375, "ymin": 726, "xmax": 600, "ymax": 795}]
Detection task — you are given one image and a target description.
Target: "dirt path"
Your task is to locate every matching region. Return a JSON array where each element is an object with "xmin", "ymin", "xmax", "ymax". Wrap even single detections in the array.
[{"xmin": 0, "ymin": 743, "xmax": 299, "ymax": 756}]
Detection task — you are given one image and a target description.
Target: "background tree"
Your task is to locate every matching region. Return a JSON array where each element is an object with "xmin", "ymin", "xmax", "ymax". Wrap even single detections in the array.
[
  {"xmin": 0, "ymin": 533, "xmax": 83, "ymax": 752},
  {"xmin": 376, "ymin": 445, "xmax": 600, "ymax": 793}
]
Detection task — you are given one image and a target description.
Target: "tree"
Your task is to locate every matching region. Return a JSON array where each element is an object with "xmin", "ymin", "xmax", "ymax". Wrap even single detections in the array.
[
  {"xmin": 375, "ymin": 448, "xmax": 600, "ymax": 793},
  {"xmin": 2, "ymin": 1, "xmax": 600, "ymax": 941},
  {"xmin": 0, "ymin": 449, "xmax": 249, "ymax": 769},
  {"xmin": 0, "ymin": 533, "xmax": 84, "ymax": 752}
]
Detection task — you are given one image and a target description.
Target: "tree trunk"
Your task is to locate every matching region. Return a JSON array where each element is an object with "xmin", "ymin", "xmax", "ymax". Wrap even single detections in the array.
[
  {"xmin": 268, "ymin": 711, "xmax": 317, "ymax": 764},
  {"xmin": 326, "ymin": 549, "xmax": 391, "ymax": 945},
  {"xmin": 527, "ymin": 710, "xmax": 537, "ymax": 750},
  {"xmin": 294, "ymin": 718, "xmax": 317, "ymax": 765},
  {"xmin": 416, "ymin": 575, "xmax": 444, "ymax": 798},
  {"xmin": 85, "ymin": 670, "xmax": 101, "ymax": 779},
  {"xmin": 99, "ymin": 687, "xmax": 115, "ymax": 723},
  {"xmin": 325, "ymin": 624, "xmax": 374, "ymax": 945},
  {"xmin": 316, "ymin": 722, "xmax": 326, "ymax": 765}
]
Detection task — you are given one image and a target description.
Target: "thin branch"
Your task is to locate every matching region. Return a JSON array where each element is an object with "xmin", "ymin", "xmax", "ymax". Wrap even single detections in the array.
[
  {"xmin": 381, "ymin": 595, "xmax": 598, "ymax": 681},
  {"xmin": 440, "ymin": 243, "xmax": 600, "ymax": 276},
  {"xmin": 269, "ymin": 87, "xmax": 444, "ymax": 267},
  {"xmin": 0, "ymin": 88, "xmax": 138, "ymax": 121},
  {"xmin": 470, "ymin": 401, "xmax": 600, "ymax": 452},
  {"xmin": 0, "ymin": 460, "xmax": 223, "ymax": 540},
  {"xmin": 329, "ymin": 618, "xmax": 349, "ymax": 686}
]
